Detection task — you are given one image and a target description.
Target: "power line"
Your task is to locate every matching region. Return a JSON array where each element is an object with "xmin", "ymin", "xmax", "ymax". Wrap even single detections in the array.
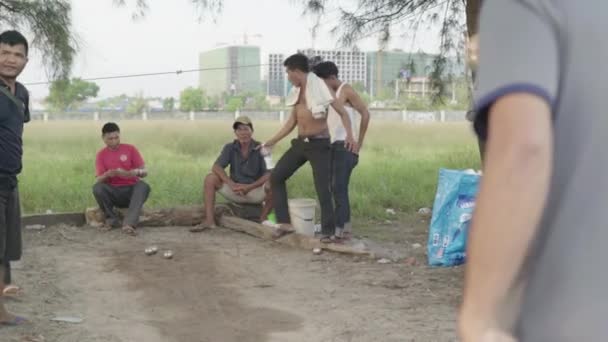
[{"xmin": 24, "ymin": 63, "xmax": 271, "ymax": 86}]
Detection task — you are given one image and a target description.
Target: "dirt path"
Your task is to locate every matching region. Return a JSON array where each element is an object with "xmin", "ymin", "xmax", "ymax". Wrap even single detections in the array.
[{"xmin": 4, "ymin": 225, "xmax": 462, "ymax": 342}]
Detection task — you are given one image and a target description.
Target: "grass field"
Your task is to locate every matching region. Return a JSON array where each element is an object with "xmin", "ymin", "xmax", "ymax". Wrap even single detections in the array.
[{"xmin": 19, "ymin": 120, "xmax": 480, "ymax": 220}]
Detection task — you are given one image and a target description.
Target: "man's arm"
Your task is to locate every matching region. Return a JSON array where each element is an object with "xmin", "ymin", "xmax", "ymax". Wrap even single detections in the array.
[
  {"xmin": 95, "ymin": 171, "xmax": 116, "ymax": 183},
  {"xmin": 459, "ymin": 93, "xmax": 553, "ymax": 340},
  {"xmin": 344, "ymin": 86, "xmax": 370, "ymax": 152},
  {"xmin": 264, "ymin": 108, "xmax": 297, "ymax": 147},
  {"xmin": 95, "ymin": 153, "xmax": 114, "ymax": 183},
  {"xmin": 212, "ymin": 163, "xmax": 235, "ymax": 188},
  {"xmin": 241, "ymin": 172, "xmax": 271, "ymax": 194},
  {"xmin": 329, "ymin": 98, "xmax": 357, "ymax": 152}
]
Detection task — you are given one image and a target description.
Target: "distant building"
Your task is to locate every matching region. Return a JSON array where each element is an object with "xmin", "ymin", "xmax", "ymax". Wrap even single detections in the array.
[
  {"xmin": 267, "ymin": 53, "xmax": 285, "ymax": 97},
  {"xmin": 366, "ymin": 50, "xmax": 465, "ymax": 97},
  {"xmin": 199, "ymin": 45, "xmax": 261, "ymax": 97},
  {"xmin": 298, "ymin": 48, "xmax": 367, "ymax": 88}
]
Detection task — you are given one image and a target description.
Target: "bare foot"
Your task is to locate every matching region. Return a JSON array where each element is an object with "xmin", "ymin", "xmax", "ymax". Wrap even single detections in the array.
[
  {"xmin": 272, "ymin": 225, "xmax": 295, "ymax": 239},
  {"xmin": 0, "ymin": 306, "xmax": 27, "ymax": 326},
  {"xmin": 122, "ymin": 225, "xmax": 137, "ymax": 236},
  {"xmin": 2, "ymin": 285, "xmax": 21, "ymax": 297},
  {"xmin": 98, "ymin": 224, "xmax": 113, "ymax": 232},
  {"xmin": 190, "ymin": 222, "xmax": 216, "ymax": 233}
]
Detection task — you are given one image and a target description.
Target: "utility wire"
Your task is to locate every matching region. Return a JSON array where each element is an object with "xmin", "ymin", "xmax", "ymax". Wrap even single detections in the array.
[{"xmin": 24, "ymin": 63, "xmax": 270, "ymax": 86}]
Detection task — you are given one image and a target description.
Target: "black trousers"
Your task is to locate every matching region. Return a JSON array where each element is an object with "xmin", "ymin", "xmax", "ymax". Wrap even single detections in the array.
[
  {"xmin": 0, "ymin": 182, "xmax": 21, "ymax": 285},
  {"xmin": 270, "ymin": 138, "xmax": 336, "ymax": 236},
  {"xmin": 92, "ymin": 181, "xmax": 151, "ymax": 226}
]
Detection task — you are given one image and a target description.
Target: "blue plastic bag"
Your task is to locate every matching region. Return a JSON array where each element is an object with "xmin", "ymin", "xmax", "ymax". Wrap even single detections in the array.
[{"xmin": 427, "ymin": 169, "xmax": 481, "ymax": 267}]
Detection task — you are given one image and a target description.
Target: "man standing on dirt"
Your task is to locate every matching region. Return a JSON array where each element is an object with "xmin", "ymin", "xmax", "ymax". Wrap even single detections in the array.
[
  {"xmin": 263, "ymin": 53, "xmax": 357, "ymax": 243},
  {"xmin": 93, "ymin": 122, "xmax": 150, "ymax": 236},
  {"xmin": 460, "ymin": 1, "xmax": 608, "ymax": 341},
  {"xmin": 192, "ymin": 116, "xmax": 272, "ymax": 232},
  {"xmin": 312, "ymin": 61, "xmax": 370, "ymax": 239},
  {"xmin": 0, "ymin": 30, "xmax": 31, "ymax": 326}
]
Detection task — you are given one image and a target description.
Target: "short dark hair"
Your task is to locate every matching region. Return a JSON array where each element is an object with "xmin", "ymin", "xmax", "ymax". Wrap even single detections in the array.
[
  {"xmin": 0, "ymin": 30, "xmax": 28, "ymax": 56},
  {"xmin": 102, "ymin": 122, "xmax": 120, "ymax": 135},
  {"xmin": 283, "ymin": 53, "xmax": 309, "ymax": 73},
  {"xmin": 312, "ymin": 61, "xmax": 339, "ymax": 79}
]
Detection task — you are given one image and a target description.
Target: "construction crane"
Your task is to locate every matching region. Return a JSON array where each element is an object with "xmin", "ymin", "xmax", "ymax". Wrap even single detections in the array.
[{"xmin": 240, "ymin": 33, "xmax": 262, "ymax": 45}]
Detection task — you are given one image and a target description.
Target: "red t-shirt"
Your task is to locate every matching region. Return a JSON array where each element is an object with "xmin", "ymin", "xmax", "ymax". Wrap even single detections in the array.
[{"xmin": 95, "ymin": 144, "xmax": 145, "ymax": 186}]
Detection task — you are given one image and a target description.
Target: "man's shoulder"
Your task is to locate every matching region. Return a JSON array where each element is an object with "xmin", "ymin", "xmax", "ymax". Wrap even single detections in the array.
[
  {"xmin": 222, "ymin": 141, "xmax": 237, "ymax": 150},
  {"xmin": 15, "ymin": 81, "xmax": 28, "ymax": 94},
  {"xmin": 96, "ymin": 147, "xmax": 108, "ymax": 157},
  {"xmin": 121, "ymin": 143, "xmax": 139, "ymax": 151}
]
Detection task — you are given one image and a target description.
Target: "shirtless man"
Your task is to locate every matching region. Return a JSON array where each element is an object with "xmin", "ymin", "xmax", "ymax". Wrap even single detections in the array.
[{"xmin": 263, "ymin": 53, "xmax": 357, "ymax": 242}]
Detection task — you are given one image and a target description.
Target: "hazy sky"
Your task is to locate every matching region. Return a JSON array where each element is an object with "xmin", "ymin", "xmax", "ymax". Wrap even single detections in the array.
[{"xmin": 20, "ymin": 0, "xmax": 441, "ymax": 100}]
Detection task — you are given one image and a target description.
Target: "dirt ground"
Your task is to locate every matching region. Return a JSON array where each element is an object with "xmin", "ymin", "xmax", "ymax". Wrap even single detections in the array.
[{"xmin": 3, "ymin": 220, "xmax": 463, "ymax": 342}]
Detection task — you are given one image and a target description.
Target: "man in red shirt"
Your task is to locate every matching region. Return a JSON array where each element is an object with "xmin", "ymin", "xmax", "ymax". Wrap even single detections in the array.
[{"xmin": 93, "ymin": 122, "xmax": 150, "ymax": 236}]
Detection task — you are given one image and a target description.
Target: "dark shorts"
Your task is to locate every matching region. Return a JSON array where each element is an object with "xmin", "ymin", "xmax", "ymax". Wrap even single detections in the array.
[{"xmin": 0, "ymin": 183, "xmax": 22, "ymax": 262}]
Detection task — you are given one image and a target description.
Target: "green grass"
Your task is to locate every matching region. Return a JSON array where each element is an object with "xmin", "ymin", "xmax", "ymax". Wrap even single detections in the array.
[{"xmin": 19, "ymin": 120, "xmax": 480, "ymax": 220}]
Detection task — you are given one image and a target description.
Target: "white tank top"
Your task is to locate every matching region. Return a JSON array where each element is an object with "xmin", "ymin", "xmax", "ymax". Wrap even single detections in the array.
[{"xmin": 327, "ymin": 83, "xmax": 360, "ymax": 143}]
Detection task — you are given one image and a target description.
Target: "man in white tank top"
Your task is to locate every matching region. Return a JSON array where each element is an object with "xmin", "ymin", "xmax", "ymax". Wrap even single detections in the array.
[{"xmin": 313, "ymin": 61, "xmax": 371, "ymax": 238}]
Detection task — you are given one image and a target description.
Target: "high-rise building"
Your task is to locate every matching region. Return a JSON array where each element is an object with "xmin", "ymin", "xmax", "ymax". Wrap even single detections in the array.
[
  {"xmin": 267, "ymin": 53, "xmax": 285, "ymax": 97},
  {"xmin": 199, "ymin": 46, "xmax": 261, "ymax": 97},
  {"xmin": 297, "ymin": 49, "xmax": 367, "ymax": 88},
  {"xmin": 366, "ymin": 50, "xmax": 465, "ymax": 97}
]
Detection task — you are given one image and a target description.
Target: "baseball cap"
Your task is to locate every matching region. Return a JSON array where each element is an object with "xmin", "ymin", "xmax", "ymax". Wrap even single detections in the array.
[{"xmin": 233, "ymin": 116, "xmax": 253, "ymax": 130}]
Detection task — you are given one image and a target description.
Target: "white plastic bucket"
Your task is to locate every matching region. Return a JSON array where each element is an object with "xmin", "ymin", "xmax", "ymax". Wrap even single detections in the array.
[{"xmin": 288, "ymin": 198, "xmax": 316, "ymax": 236}]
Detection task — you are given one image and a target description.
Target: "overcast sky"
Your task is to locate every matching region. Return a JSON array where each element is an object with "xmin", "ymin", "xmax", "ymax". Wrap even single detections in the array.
[{"xmin": 20, "ymin": 0, "xmax": 441, "ymax": 100}]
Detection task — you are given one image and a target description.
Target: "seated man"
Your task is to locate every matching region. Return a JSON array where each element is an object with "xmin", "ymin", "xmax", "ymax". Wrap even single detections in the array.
[
  {"xmin": 93, "ymin": 122, "xmax": 150, "ymax": 236},
  {"xmin": 191, "ymin": 116, "xmax": 272, "ymax": 232}
]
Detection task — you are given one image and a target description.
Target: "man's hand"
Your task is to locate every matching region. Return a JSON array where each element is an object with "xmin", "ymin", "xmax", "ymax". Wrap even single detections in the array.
[
  {"xmin": 233, "ymin": 183, "xmax": 252, "ymax": 196},
  {"xmin": 345, "ymin": 134, "xmax": 358, "ymax": 153},
  {"xmin": 114, "ymin": 168, "xmax": 132, "ymax": 177},
  {"xmin": 105, "ymin": 169, "xmax": 119, "ymax": 177}
]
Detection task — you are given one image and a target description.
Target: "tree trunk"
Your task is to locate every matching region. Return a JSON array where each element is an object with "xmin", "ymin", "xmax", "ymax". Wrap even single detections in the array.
[
  {"xmin": 465, "ymin": 0, "xmax": 481, "ymax": 37},
  {"xmin": 465, "ymin": 0, "xmax": 485, "ymax": 163}
]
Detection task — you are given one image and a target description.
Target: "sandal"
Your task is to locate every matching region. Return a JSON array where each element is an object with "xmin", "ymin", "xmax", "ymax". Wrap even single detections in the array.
[
  {"xmin": 122, "ymin": 225, "xmax": 137, "ymax": 236},
  {"xmin": 0, "ymin": 315, "xmax": 27, "ymax": 326},
  {"xmin": 320, "ymin": 235, "xmax": 344, "ymax": 244},
  {"xmin": 189, "ymin": 224, "xmax": 215, "ymax": 233},
  {"xmin": 2, "ymin": 285, "xmax": 21, "ymax": 297},
  {"xmin": 272, "ymin": 227, "xmax": 295, "ymax": 239}
]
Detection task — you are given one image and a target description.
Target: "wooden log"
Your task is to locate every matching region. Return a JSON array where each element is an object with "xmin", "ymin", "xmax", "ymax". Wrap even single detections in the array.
[
  {"xmin": 85, "ymin": 206, "xmax": 206, "ymax": 227},
  {"xmin": 85, "ymin": 206, "xmax": 374, "ymax": 257},
  {"xmin": 219, "ymin": 216, "xmax": 375, "ymax": 257}
]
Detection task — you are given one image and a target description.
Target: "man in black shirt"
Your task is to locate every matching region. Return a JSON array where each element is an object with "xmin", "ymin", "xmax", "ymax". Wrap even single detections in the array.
[
  {"xmin": 0, "ymin": 30, "xmax": 30, "ymax": 326},
  {"xmin": 191, "ymin": 116, "xmax": 272, "ymax": 232}
]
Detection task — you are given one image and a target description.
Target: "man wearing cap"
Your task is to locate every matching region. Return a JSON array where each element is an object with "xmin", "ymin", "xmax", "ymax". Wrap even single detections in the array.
[{"xmin": 192, "ymin": 116, "xmax": 272, "ymax": 232}]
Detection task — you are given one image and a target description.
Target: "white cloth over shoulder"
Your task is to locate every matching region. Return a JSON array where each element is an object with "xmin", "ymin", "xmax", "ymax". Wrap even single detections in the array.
[{"xmin": 285, "ymin": 72, "xmax": 334, "ymax": 119}]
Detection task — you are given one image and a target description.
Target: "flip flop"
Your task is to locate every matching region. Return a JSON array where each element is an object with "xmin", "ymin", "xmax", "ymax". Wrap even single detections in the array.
[
  {"xmin": 272, "ymin": 227, "xmax": 295, "ymax": 240},
  {"xmin": 122, "ymin": 225, "xmax": 137, "ymax": 236},
  {"xmin": 97, "ymin": 224, "xmax": 113, "ymax": 232},
  {"xmin": 189, "ymin": 224, "xmax": 215, "ymax": 233},
  {"xmin": 320, "ymin": 235, "xmax": 344, "ymax": 244},
  {"xmin": 0, "ymin": 315, "xmax": 27, "ymax": 326},
  {"xmin": 2, "ymin": 285, "xmax": 21, "ymax": 297}
]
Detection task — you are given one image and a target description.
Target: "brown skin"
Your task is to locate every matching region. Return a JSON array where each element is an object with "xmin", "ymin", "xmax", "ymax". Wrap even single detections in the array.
[
  {"xmin": 320, "ymin": 76, "xmax": 371, "ymax": 154},
  {"xmin": 265, "ymin": 68, "xmax": 357, "ymax": 150},
  {"xmin": 0, "ymin": 43, "xmax": 28, "ymax": 93},
  {"xmin": 203, "ymin": 124, "xmax": 272, "ymax": 227},
  {"xmin": 262, "ymin": 68, "xmax": 357, "ymax": 231},
  {"xmin": 0, "ymin": 42, "xmax": 28, "ymax": 324},
  {"xmin": 95, "ymin": 131, "xmax": 147, "ymax": 235},
  {"xmin": 459, "ymin": 93, "xmax": 553, "ymax": 341}
]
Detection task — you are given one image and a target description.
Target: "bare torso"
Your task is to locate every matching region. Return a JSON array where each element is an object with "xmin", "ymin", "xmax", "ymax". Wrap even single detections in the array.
[{"xmin": 294, "ymin": 95, "xmax": 330, "ymax": 137}]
